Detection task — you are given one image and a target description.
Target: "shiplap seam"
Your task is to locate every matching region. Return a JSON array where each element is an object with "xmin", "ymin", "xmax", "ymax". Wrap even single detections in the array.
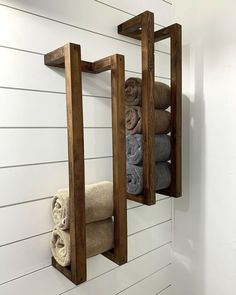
[
  {"xmin": 161, "ymin": 0, "xmax": 172, "ymax": 5},
  {"xmin": 0, "ymin": 217, "xmax": 171, "ymax": 248},
  {"xmin": 156, "ymin": 284, "xmax": 172, "ymax": 294},
  {"xmin": 0, "ymin": 265, "xmax": 51, "ymax": 287},
  {"xmin": 0, "ymin": 156, "xmax": 112, "ymax": 169},
  {"xmin": 115, "ymin": 263, "xmax": 171, "ymax": 295},
  {"xmin": 0, "ymin": 3, "xmax": 169, "ymax": 55},
  {"xmin": 0, "ymin": 231, "xmax": 51, "ymax": 248},
  {"xmin": 0, "ymin": 45, "xmax": 170, "ymax": 81},
  {"xmin": 0, "ymin": 85, "xmax": 66, "ymax": 95},
  {"xmin": 0, "ymin": 196, "xmax": 53, "ymax": 209},
  {"xmin": 0, "ymin": 160, "xmax": 68, "ymax": 169},
  {"xmin": 128, "ymin": 219, "xmax": 172, "ymax": 237},
  {"xmin": 94, "ymin": 0, "xmax": 165, "ymax": 28},
  {"xmin": 0, "ymin": 127, "xmax": 112, "ymax": 129},
  {"xmin": 59, "ymin": 242, "xmax": 171, "ymax": 295},
  {"xmin": 0, "ymin": 187, "xmax": 170, "ymax": 209}
]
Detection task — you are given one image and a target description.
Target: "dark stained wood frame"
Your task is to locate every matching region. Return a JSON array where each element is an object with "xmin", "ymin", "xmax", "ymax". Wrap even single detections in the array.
[
  {"xmin": 118, "ymin": 11, "xmax": 182, "ymax": 204},
  {"xmin": 44, "ymin": 43, "xmax": 127, "ymax": 285}
]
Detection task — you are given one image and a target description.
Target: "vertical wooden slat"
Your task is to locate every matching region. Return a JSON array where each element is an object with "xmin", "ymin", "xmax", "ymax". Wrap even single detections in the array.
[
  {"xmin": 64, "ymin": 43, "xmax": 86, "ymax": 284},
  {"xmin": 111, "ymin": 54, "xmax": 127, "ymax": 264},
  {"xmin": 141, "ymin": 12, "xmax": 155, "ymax": 205},
  {"xmin": 154, "ymin": 24, "xmax": 182, "ymax": 197},
  {"xmin": 169, "ymin": 25, "xmax": 182, "ymax": 197},
  {"xmin": 118, "ymin": 11, "xmax": 156, "ymax": 205}
]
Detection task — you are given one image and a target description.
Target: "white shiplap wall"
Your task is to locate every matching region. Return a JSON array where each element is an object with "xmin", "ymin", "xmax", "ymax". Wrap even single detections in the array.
[{"xmin": 0, "ymin": 1, "xmax": 174, "ymax": 294}]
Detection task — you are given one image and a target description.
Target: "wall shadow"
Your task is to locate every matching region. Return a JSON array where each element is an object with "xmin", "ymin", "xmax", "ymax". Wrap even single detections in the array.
[{"xmin": 173, "ymin": 43, "xmax": 207, "ymax": 295}]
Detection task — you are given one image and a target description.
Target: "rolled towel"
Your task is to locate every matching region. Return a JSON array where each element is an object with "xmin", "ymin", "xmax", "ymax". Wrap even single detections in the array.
[
  {"xmin": 50, "ymin": 228, "xmax": 70, "ymax": 267},
  {"xmin": 126, "ymin": 134, "xmax": 171, "ymax": 165},
  {"xmin": 125, "ymin": 77, "xmax": 171, "ymax": 109},
  {"xmin": 50, "ymin": 218, "xmax": 114, "ymax": 267},
  {"xmin": 86, "ymin": 218, "xmax": 114, "ymax": 258},
  {"xmin": 52, "ymin": 181, "xmax": 113, "ymax": 230},
  {"xmin": 126, "ymin": 106, "xmax": 171, "ymax": 135},
  {"xmin": 126, "ymin": 162, "xmax": 171, "ymax": 195}
]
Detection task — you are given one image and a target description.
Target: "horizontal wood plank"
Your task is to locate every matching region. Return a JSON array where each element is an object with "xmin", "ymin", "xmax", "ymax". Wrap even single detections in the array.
[
  {"xmin": 118, "ymin": 264, "xmax": 171, "ymax": 295},
  {"xmin": 64, "ymin": 244, "xmax": 171, "ymax": 295},
  {"xmin": 0, "ymin": 158, "xmax": 113, "ymax": 207},
  {"xmin": 0, "ymin": 89, "xmax": 112, "ymax": 128},
  {"xmin": 96, "ymin": 0, "xmax": 173, "ymax": 26},
  {"xmin": 0, "ymin": 197, "xmax": 171, "ymax": 246},
  {"xmin": 128, "ymin": 198, "xmax": 172, "ymax": 235},
  {"xmin": 0, "ymin": 9, "xmax": 170, "ymax": 81},
  {"xmin": 0, "ymin": 129, "xmax": 112, "ymax": 167},
  {"xmin": 0, "ymin": 1, "xmax": 170, "ymax": 53}
]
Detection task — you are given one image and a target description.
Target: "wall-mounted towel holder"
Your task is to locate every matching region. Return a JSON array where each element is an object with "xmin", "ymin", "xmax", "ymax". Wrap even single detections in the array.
[
  {"xmin": 45, "ymin": 43, "xmax": 127, "ymax": 285},
  {"xmin": 118, "ymin": 11, "xmax": 182, "ymax": 205}
]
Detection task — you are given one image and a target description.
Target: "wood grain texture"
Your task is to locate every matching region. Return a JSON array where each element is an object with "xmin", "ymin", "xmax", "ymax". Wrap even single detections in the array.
[
  {"xmin": 0, "ymin": 1, "xmax": 174, "ymax": 292},
  {"xmin": 103, "ymin": 54, "xmax": 127, "ymax": 264},
  {"xmin": 118, "ymin": 14, "xmax": 182, "ymax": 201},
  {"xmin": 45, "ymin": 43, "xmax": 86, "ymax": 284},
  {"xmin": 82, "ymin": 54, "xmax": 127, "ymax": 266},
  {"xmin": 155, "ymin": 24, "xmax": 182, "ymax": 197},
  {"xmin": 118, "ymin": 11, "xmax": 156, "ymax": 205},
  {"xmin": 45, "ymin": 44, "xmax": 127, "ymax": 283}
]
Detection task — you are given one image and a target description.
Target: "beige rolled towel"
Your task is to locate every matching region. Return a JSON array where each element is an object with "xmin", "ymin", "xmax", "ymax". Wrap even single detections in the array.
[
  {"xmin": 126, "ymin": 106, "xmax": 171, "ymax": 135},
  {"xmin": 50, "ymin": 228, "xmax": 70, "ymax": 267},
  {"xmin": 52, "ymin": 189, "xmax": 70, "ymax": 230},
  {"xmin": 50, "ymin": 218, "xmax": 114, "ymax": 267},
  {"xmin": 125, "ymin": 77, "xmax": 171, "ymax": 109},
  {"xmin": 52, "ymin": 181, "xmax": 113, "ymax": 230}
]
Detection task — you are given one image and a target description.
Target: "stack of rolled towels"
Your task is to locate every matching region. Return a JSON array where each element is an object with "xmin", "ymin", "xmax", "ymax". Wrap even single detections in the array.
[
  {"xmin": 125, "ymin": 77, "xmax": 172, "ymax": 195},
  {"xmin": 50, "ymin": 181, "xmax": 114, "ymax": 267}
]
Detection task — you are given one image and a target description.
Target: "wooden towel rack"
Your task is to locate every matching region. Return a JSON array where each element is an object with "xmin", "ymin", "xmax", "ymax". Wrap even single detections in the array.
[
  {"xmin": 118, "ymin": 11, "xmax": 182, "ymax": 205},
  {"xmin": 45, "ymin": 43, "xmax": 127, "ymax": 285}
]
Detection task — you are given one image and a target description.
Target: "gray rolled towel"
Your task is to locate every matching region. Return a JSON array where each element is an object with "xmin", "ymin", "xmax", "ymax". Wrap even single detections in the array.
[
  {"xmin": 125, "ymin": 77, "xmax": 171, "ymax": 109},
  {"xmin": 126, "ymin": 163, "xmax": 171, "ymax": 195},
  {"xmin": 126, "ymin": 134, "xmax": 171, "ymax": 165}
]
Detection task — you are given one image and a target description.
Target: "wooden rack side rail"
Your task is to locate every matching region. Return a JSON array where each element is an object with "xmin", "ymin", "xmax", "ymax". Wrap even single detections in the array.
[
  {"xmin": 44, "ymin": 43, "xmax": 127, "ymax": 285},
  {"xmin": 155, "ymin": 24, "xmax": 182, "ymax": 198},
  {"xmin": 118, "ymin": 11, "xmax": 182, "ymax": 204},
  {"xmin": 118, "ymin": 11, "xmax": 156, "ymax": 205}
]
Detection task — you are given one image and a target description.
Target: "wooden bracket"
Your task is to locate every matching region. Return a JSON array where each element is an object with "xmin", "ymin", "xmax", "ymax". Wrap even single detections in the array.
[
  {"xmin": 45, "ymin": 43, "xmax": 127, "ymax": 285},
  {"xmin": 118, "ymin": 12, "xmax": 182, "ymax": 203}
]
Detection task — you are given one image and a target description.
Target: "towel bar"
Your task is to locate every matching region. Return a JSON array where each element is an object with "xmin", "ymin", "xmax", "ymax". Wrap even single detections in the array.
[
  {"xmin": 118, "ymin": 11, "xmax": 182, "ymax": 204},
  {"xmin": 45, "ymin": 43, "xmax": 127, "ymax": 285}
]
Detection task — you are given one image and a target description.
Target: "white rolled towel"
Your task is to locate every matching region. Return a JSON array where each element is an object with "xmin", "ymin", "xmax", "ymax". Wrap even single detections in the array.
[{"xmin": 52, "ymin": 181, "xmax": 113, "ymax": 230}]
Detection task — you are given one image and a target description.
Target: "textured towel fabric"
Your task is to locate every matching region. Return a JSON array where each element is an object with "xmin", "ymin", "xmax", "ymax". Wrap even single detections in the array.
[
  {"xmin": 50, "ymin": 218, "xmax": 114, "ymax": 267},
  {"xmin": 50, "ymin": 228, "xmax": 71, "ymax": 267},
  {"xmin": 126, "ymin": 134, "xmax": 171, "ymax": 165},
  {"xmin": 52, "ymin": 181, "xmax": 113, "ymax": 230},
  {"xmin": 125, "ymin": 77, "xmax": 171, "ymax": 109},
  {"xmin": 52, "ymin": 189, "xmax": 70, "ymax": 230},
  {"xmin": 125, "ymin": 106, "xmax": 171, "ymax": 135},
  {"xmin": 126, "ymin": 163, "xmax": 171, "ymax": 195}
]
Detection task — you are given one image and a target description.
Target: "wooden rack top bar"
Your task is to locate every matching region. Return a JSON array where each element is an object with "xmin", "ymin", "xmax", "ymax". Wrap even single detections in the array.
[
  {"xmin": 118, "ymin": 12, "xmax": 182, "ymax": 204},
  {"xmin": 45, "ymin": 43, "xmax": 127, "ymax": 285}
]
